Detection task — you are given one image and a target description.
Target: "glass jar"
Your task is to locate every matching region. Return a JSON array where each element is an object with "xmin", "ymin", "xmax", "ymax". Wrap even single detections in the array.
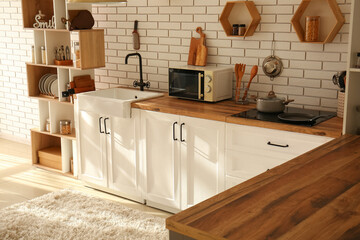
[
  {"xmin": 305, "ymin": 16, "xmax": 320, "ymax": 42},
  {"xmin": 232, "ymin": 24, "xmax": 239, "ymax": 35},
  {"xmin": 356, "ymin": 52, "xmax": 360, "ymax": 68},
  {"xmin": 238, "ymin": 24, "xmax": 246, "ymax": 36},
  {"xmin": 74, "ymin": 42, "xmax": 80, "ymax": 68},
  {"xmin": 31, "ymin": 45, "xmax": 35, "ymax": 63},
  {"xmin": 45, "ymin": 118, "xmax": 50, "ymax": 132},
  {"xmin": 40, "ymin": 46, "xmax": 46, "ymax": 64},
  {"xmin": 60, "ymin": 120, "xmax": 71, "ymax": 135}
]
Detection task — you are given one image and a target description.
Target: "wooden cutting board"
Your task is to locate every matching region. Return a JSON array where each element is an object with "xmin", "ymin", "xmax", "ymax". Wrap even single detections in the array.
[
  {"xmin": 188, "ymin": 27, "xmax": 208, "ymax": 66},
  {"xmin": 73, "ymin": 74, "xmax": 95, "ymax": 89}
]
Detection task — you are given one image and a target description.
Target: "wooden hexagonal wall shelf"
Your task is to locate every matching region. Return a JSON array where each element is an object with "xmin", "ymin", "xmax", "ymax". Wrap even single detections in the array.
[
  {"xmin": 291, "ymin": 0, "xmax": 345, "ymax": 44},
  {"xmin": 220, "ymin": 1, "xmax": 261, "ymax": 38}
]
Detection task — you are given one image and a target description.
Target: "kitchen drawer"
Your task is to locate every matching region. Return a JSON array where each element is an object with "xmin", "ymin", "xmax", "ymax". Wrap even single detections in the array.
[
  {"xmin": 225, "ymin": 148, "xmax": 292, "ymax": 180},
  {"xmin": 226, "ymin": 123, "xmax": 333, "ymax": 156}
]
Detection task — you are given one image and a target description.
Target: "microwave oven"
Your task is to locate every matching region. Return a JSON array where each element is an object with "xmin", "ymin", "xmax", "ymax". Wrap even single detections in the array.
[{"xmin": 169, "ymin": 65, "xmax": 233, "ymax": 102}]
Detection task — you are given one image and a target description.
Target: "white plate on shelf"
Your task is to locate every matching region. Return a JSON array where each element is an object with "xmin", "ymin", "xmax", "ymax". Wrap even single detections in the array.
[
  {"xmin": 44, "ymin": 75, "xmax": 56, "ymax": 95},
  {"xmin": 47, "ymin": 78, "xmax": 55, "ymax": 95},
  {"xmin": 41, "ymin": 74, "xmax": 54, "ymax": 94},
  {"xmin": 38, "ymin": 73, "xmax": 51, "ymax": 94},
  {"xmin": 50, "ymin": 79, "xmax": 58, "ymax": 97}
]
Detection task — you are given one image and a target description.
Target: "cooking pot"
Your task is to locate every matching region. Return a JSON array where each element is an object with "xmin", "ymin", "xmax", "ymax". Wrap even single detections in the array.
[{"xmin": 255, "ymin": 91, "xmax": 294, "ymax": 113}]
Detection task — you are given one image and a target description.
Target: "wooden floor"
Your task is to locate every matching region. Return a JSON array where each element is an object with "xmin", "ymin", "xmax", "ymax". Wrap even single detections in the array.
[{"xmin": 0, "ymin": 138, "xmax": 172, "ymax": 219}]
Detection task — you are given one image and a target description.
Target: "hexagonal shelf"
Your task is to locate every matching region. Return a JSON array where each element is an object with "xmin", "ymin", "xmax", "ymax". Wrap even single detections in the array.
[
  {"xmin": 220, "ymin": 1, "xmax": 261, "ymax": 38},
  {"xmin": 291, "ymin": 0, "xmax": 345, "ymax": 44}
]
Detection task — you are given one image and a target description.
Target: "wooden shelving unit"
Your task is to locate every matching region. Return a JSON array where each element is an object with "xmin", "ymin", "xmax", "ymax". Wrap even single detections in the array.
[
  {"xmin": 291, "ymin": 0, "xmax": 345, "ymax": 44},
  {"xmin": 78, "ymin": 29, "xmax": 105, "ymax": 69},
  {"xmin": 343, "ymin": 0, "xmax": 360, "ymax": 135},
  {"xmin": 22, "ymin": 0, "xmax": 105, "ymax": 178},
  {"xmin": 21, "ymin": 0, "xmax": 54, "ymax": 29},
  {"xmin": 349, "ymin": 68, "xmax": 360, "ymax": 73},
  {"xmin": 31, "ymin": 128, "xmax": 76, "ymax": 140},
  {"xmin": 29, "ymin": 96, "xmax": 75, "ymax": 105},
  {"xmin": 219, "ymin": 1, "xmax": 261, "ymax": 38},
  {"xmin": 31, "ymin": 29, "xmax": 105, "ymax": 69},
  {"xmin": 33, "ymin": 163, "xmax": 76, "ymax": 179}
]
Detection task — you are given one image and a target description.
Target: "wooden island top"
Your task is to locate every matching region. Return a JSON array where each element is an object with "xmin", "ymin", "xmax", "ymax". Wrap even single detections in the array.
[
  {"xmin": 132, "ymin": 95, "xmax": 343, "ymax": 138},
  {"xmin": 166, "ymin": 134, "xmax": 360, "ymax": 240}
]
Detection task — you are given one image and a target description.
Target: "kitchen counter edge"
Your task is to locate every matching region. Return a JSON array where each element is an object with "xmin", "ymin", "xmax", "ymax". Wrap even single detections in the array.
[{"xmin": 131, "ymin": 95, "xmax": 343, "ymax": 138}]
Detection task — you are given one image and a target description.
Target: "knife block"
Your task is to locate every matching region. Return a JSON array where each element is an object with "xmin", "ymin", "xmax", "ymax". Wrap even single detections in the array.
[{"xmin": 54, "ymin": 59, "xmax": 73, "ymax": 66}]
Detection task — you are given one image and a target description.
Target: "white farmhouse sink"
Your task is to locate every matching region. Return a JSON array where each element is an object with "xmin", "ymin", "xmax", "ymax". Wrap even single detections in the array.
[{"xmin": 77, "ymin": 88, "xmax": 163, "ymax": 118}]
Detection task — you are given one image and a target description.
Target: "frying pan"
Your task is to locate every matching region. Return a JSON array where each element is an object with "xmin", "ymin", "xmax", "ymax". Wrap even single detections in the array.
[{"xmin": 277, "ymin": 113, "xmax": 331, "ymax": 123}]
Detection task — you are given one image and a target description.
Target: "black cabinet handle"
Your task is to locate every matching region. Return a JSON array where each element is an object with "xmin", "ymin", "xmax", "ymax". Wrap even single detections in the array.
[
  {"xmin": 267, "ymin": 141, "xmax": 289, "ymax": 148},
  {"xmin": 104, "ymin": 117, "xmax": 110, "ymax": 135},
  {"xmin": 180, "ymin": 123, "xmax": 185, "ymax": 142},
  {"xmin": 173, "ymin": 122, "xmax": 178, "ymax": 141},
  {"xmin": 99, "ymin": 117, "xmax": 104, "ymax": 133}
]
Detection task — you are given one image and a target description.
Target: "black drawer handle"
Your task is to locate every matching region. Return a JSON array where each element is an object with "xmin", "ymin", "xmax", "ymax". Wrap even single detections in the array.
[
  {"xmin": 173, "ymin": 122, "xmax": 178, "ymax": 141},
  {"xmin": 180, "ymin": 123, "xmax": 185, "ymax": 142},
  {"xmin": 267, "ymin": 141, "xmax": 289, "ymax": 148},
  {"xmin": 99, "ymin": 117, "xmax": 104, "ymax": 133},
  {"xmin": 104, "ymin": 117, "xmax": 110, "ymax": 135}
]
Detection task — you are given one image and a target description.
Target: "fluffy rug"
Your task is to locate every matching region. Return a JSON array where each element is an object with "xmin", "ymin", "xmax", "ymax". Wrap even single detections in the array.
[{"xmin": 0, "ymin": 189, "xmax": 168, "ymax": 240}]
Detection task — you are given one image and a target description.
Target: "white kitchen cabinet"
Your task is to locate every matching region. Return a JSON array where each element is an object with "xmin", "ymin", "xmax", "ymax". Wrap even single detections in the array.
[
  {"xmin": 77, "ymin": 109, "xmax": 143, "ymax": 203},
  {"xmin": 224, "ymin": 123, "xmax": 333, "ymax": 189},
  {"xmin": 180, "ymin": 115, "xmax": 225, "ymax": 210},
  {"xmin": 140, "ymin": 110, "xmax": 225, "ymax": 213},
  {"xmin": 108, "ymin": 111, "xmax": 142, "ymax": 202},
  {"xmin": 78, "ymin": 110, "xmax": 107, "ymax": 187},
  {"xmin": 140, "ymin": 111, "xmax": 181, "ymax": 213}
]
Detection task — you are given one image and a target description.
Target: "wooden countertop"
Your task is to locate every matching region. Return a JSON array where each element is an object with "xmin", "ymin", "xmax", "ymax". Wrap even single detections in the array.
[
  {"xmin": 166, "ymin": 134, "xmax": 360, "ymax": 240},
  {"xmin": 132, "ymin": 95, "xmax": 343, "ymax": 138}
]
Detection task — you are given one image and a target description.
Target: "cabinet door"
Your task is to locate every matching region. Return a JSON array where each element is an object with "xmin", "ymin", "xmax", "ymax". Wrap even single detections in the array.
[
  {"xmin": 78, "ymin": 110, "xmax": 107, "ymax": 187},
  {"xmin": 141, "ymin": 110, "xmax": 181, "ymax": 212},
  {"xmin": 108, "ymin": 109, "xmax": 143, "ymax": 203},
  {"xmin": 180, "ymin": 116, "xmax": 225, "ymax": 210}
]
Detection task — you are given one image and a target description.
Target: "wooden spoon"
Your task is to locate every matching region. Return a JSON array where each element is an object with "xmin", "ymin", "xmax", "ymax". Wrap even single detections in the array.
[{"xmin": 242, "ymin": 65, "xmax": 258, "ymax": 101}]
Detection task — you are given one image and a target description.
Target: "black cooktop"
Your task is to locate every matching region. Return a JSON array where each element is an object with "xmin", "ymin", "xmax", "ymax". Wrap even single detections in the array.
[{"xmin": 231, "ymin": 107, "xmax": 336, "ymax": 127}]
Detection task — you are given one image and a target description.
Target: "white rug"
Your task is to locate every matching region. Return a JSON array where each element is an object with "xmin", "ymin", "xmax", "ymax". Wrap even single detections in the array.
[{"xmin": 0, "ymin": 189, "xmax": 168, "ymax": 240}]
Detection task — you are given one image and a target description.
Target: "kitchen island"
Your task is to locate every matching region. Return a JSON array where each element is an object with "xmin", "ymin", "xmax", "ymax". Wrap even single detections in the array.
[{"xmin": 166, "ymin": 134, "xmax": 360, "ymax": 240}]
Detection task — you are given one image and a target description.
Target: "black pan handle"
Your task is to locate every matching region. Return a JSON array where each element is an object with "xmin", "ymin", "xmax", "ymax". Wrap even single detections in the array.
[
  {"xmin": 99, "ymin": 117, "xmax": 104, "ymax": 134},
  {"xmin": 173, "ymin": 122, "xmax": 178, "ymax": 141},
  {"xmin": 180, "ymin": 123, "xmax": 185, "ymax": 142},
  {"xmin": 267, "ymin": 141, "xmax": 289, "ymax": 148}
]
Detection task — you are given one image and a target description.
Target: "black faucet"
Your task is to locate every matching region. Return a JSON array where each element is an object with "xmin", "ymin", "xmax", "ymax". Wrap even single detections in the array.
[{"xmin": 125, "ymin": 52, "xmax": 150, "ymax": 91}]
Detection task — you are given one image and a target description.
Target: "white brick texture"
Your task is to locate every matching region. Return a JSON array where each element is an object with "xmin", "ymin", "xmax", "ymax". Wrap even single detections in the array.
[
  {"xmin": 0, "ymin": 0, "xmax": 351, "ymax": 141},
  {"xmin": 0, "ymin": 0, "xmax": 37, "ymax": 141}
]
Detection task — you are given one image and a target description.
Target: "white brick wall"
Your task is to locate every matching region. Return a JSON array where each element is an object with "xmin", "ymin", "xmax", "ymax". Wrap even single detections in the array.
[
  {"xmin": 0, "ymin": 0, "xmax": 37, "ymax": 142},
  {"xmin": 92, "ymin": 0, "xmax": 349, "ymax": 112},
  {"xmin": 0, "ymin": 0, "xmax": 351, "ymax": 141}
]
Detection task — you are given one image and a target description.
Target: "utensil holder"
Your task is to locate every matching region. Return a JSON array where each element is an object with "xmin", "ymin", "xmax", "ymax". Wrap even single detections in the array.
[
  {"xmin": 55, "ymin": 59, "xmax": 73, "ymax": 66},
  {"xmin": 235, "ymin": 87, "xmax": 249, "ymax": 105}
]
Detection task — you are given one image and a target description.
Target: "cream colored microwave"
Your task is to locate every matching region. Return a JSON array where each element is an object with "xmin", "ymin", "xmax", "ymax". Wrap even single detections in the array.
[{"xmin": 169, "ymin": 65, "xmax": 233, "ymax": 102}]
